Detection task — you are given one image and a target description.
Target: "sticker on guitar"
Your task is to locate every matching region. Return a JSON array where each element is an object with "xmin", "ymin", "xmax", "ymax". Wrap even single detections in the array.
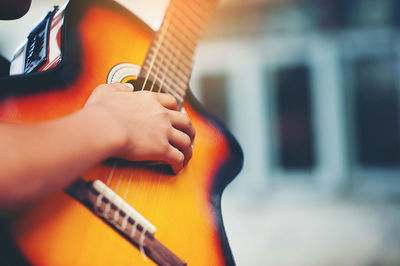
[{"xmin": 107, "ymin": 63, "xmax": 141, "ymax": 85}]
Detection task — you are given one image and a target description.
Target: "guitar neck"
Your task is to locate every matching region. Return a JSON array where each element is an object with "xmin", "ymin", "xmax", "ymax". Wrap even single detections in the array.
[{"xmin": 139, "ymin": 0, "xmax": 218, "ymax": 106}]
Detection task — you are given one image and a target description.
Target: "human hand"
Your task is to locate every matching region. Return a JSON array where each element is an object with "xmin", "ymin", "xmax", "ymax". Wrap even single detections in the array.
[{"xmin": 84, "ymin": 83, "xmax": 195, "ymax": 173}]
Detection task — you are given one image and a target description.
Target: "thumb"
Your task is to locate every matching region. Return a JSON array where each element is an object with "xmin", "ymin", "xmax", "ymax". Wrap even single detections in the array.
[{"xmin": 112, "ymin": 82, "xmax": 134, "ymax": 92}]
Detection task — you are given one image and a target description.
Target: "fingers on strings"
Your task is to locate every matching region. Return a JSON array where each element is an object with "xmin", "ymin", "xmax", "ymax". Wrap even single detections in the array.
[
  {"xmin": 168, "ymin": 128, "xmax": 193, "ymax": 166},
  {"xmin": 169, "ymin": 111, "xmax": 195, "ymax": 143},
  {"xmin": 157, "ymin": 93, "xmax": 178, "ymax": 110},
  {"xmin": 164, "ymin": 145, "xmax": 185, "ymax": 174}
]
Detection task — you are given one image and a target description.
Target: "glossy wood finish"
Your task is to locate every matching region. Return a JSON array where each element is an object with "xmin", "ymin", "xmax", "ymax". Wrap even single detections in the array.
[{"xmin": 1, "ymin": 1, "xmax": 242, "ymax": 265}]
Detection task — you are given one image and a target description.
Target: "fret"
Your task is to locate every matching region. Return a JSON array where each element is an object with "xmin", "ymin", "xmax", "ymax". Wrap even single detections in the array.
[
  {"xmin": 153, "ymin": 60, "xmax": 191, "ymax": 83},
  {"xmin": 167, "ymin": 20, "xmax": 198, "ymax": 48},
  {"xmin": 151, "ymin": 22, "xmax": 197, "ymax": 60},
  {"xmin": 139, "ymin": 0, "xmax": 219, "ymax": 102},
  {"xmin": 151, "ymin": 33, "xmax": 196, "ymax": 62},
  {"xmin": 139, "ymin": 13, "xmax": 173, "ymax": 83},
  {"xmin": 144, "ymin": 49, "xmax": 193, "ymax": 79},
  {"xmin": 142, "ymin": 64, "xmax": 188, "ymax": 90},
  {"xmin": 158, "ymin": 83, "xmax": 186, "ymax": 101},
  {"xmin": 142, "ymin": 58, "xmax": 191, "ymax": 82},
  {"xmin": 173, "ymin": 1, "xmax": 206, "ymax": 34},
  {"xmin": 148, "ymin": 40, "xmax": 195, "ymax": 71},
  {"xmin": 189, "ymin": 0, "xmax": 216, "ymax": 15},
  {"xmin": 141, "ymin": 61, "xmax": 191, "ymax": 99},
  {"xmin": 162, "ymin": 87, "xmax": 184, "ymax": 103},
  {"xmin": 148, "ymin": 25, "xmax": 198, "ymax": 73},
  {"xmin": 157, "ymin": 60, "xmax": 190, "ymax": 84},
  {"xmin": 169, "ymin": 14, "xmax": 201, "ymax": 45},
  {"xmin": 142, "ymin": 68, "xmax": 187, "ymax": 97},
  {"xmin": 175, "ymin": 0, "xmax": 212, "ymax": 23},
  {"xmin": 145, "ymin": 58, "xmax": 191, "ymax": 82},
  {"xmin": 142, "ymin": 61, "xmax": 190, "ymax": 86},
  {"xmin": 151, "ymin": 79, "xmax": 185, "ymax": 102},
  {"xmin": 150, "ymin": 77, "xmax": 185, "ymax": 102},
  {"xmin": 146, "ymin": 71, "xmax": 187, "ymax": 95},
  {"xmin": 142, "ymin": 64, "xmax": 187, "ymax": 93}
]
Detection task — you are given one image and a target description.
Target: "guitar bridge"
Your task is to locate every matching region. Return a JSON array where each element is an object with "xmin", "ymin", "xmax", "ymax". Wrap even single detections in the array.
[
  {"xmin": 67, "ymin": 179, "xmax": 186, "ymax": 266},
  {"xmin": 87, "ymin": 180, "xmax": 156, "ymax": 242}
]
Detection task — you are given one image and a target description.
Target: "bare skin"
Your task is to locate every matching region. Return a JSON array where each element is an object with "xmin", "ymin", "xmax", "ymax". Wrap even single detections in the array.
[{"xmin": 0, "ymin": 83, "xmax": 195, "ymax": 210}]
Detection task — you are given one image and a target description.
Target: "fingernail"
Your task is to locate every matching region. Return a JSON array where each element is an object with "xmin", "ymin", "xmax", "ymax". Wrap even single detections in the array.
[{"xmin": 124, "ymin": 83, "xmax": 134, "ymax": 90}]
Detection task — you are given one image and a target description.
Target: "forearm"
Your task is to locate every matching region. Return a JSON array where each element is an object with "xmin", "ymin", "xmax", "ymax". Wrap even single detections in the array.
[
  {"xmin": 0, "ymin": 84, "xmax": 195, "ymax": 210},
  {"xmin": 0, "ymin": 106, "xmax": 123, "ymax": 209}
]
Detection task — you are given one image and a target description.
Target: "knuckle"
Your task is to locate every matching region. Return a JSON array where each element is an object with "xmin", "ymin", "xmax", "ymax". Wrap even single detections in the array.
[
  {"xmin": 138, "ymin": 90, "xmax": 149, "ymax": 97},
  {"xmin": 150, "ymin": 92, "xmax": 161, "ymax": 103},
  {"xmin": 169, "ymin": 95, "xmax": 178, "ymax": 105},
  {"xmin": 94, "ymin": 84, "xmax": 107, "ymax": 92},
  {"xmin": 137, "ymin": 90, "xmax": 147, "ymax": 97},
  {"xmin": 159, "ymin": 141, "xmax": 170, "ymax": 154},
  {"xmin": 160, "ymin": 109, "xmax": 170, "ymax": 119},
  {"xmin": 183, "ymin": 134, "xmax": 191, "ymax": 146},
  {"xmin": 149, "ymin": 91, "xmax": 158, "ymax": 98},
  {"xmin": 166, "ymin": 126, "xmax": 174, "ymax": 136},
  {"xmin": 177, "ymin": 152, "xmax": 185, "ymax": 164},
  {"xmin": 182, "ymin": 114, "xmax": 192, "ymax": 127}
]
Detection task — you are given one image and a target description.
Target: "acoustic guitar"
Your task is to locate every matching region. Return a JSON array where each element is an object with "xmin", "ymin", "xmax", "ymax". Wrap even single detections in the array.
[{"xmin": 0, "ymin": 0, "xmax": 243, "ymax": 265}]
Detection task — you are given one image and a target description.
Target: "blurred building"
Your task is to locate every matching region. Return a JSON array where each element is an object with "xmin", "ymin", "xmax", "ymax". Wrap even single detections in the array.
[{"xmin": 190, "ymin": 0, "xmax": 400, "ymax": 265}]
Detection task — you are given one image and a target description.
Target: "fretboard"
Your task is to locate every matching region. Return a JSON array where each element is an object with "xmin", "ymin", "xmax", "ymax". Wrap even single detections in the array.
[{"xmin": 139, "ymin": 0, "xmax": 218, "ymax": 106}]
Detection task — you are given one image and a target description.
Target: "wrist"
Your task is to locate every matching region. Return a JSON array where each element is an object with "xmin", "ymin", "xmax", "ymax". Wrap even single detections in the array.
[{"xmin": 77, "ymin": 105, "xmax": 128, "ymax": 160}]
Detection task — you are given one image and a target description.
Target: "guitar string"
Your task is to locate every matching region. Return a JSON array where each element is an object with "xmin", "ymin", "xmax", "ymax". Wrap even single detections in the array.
[
  {"xmin": 123, "ymin": 167, "xmax": 135, "ymax": 200},
  {"xmin": 150, "ymin": 57, "xmax": 187, "ymax": 219},
  {"xmin": 137, "ymin": 1, "xmax": 182, "ymax": 215},
  {"xmin": 113, "ymin": 0, "xmax": 194, "ymax": 205},
  {"xmin": 132, "ymin": 0, "xmax": 201, "ymax": 216},
  {"xmin": 97, "ymin": 0, "xmax": 193, "ymax": 194},
  {"xmin": 145, "ymin": 1, "xmax": 201, "ymax": 220},
  {"xmin": 139, "ymin": 44, "xmax": 172, "ymax": 216},
  {"xmin": 106, "ymin": 161, "xmax": 118, "ymax": 186},
  {"xmin": 148, "ymin": 10, "xmax": 190, "ymax": 219},
  {"xmin": 114, "ymin": 168, "xmax": 124, "ymax": 194},
  {"xmin": 139, "ymin": 29, "xmax": 172, "ymax": 215},
  {"xmin": 99, "ymin": 0, "xmax": 199, "ymax": 229},
  {"xmin": 99, "ymin": 1, "xmax": 175, "ymax": 210},
  {"xmin": 103, "ymin": 0, "xmax": 176, "ymax": 205},
  {"xmin": 146, "ymin": 0, "xmax": 209, "ymax": 226},
  {"xmin": 140, "ymin": 0, "xmax": 175, "ymax": 92},
  {"xmin": 124, "ymin": 2, "xmax": 176, "ymax": 211}
]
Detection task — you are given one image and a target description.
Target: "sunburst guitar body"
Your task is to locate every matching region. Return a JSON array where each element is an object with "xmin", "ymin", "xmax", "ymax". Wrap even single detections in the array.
[{"xmin": 0, "ymin": 0, "xmax": 243, "ymax": 265}]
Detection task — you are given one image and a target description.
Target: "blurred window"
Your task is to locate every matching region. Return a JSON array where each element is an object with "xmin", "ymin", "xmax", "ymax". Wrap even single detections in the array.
[
  {"xmin": 317, "ymin": 0, "xmax": 395, "ymax": 28},
  {"xmin": 200, "ymin": 74, "xmax": 229, "ymax": 126},
  {"xmin": 352, "ymin": 56, "xmax": 400, "ymax": 167},
  {"xmin": 266, "ymin": 2, "xmax": 316, "ymax": 33},
  {"xmin": 275, "ymin": 65, "xmax": 315, "ymax": 170},
  {"xmin": 351, "ymin": 0, "xmax": 393, "ymax": 26}
]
